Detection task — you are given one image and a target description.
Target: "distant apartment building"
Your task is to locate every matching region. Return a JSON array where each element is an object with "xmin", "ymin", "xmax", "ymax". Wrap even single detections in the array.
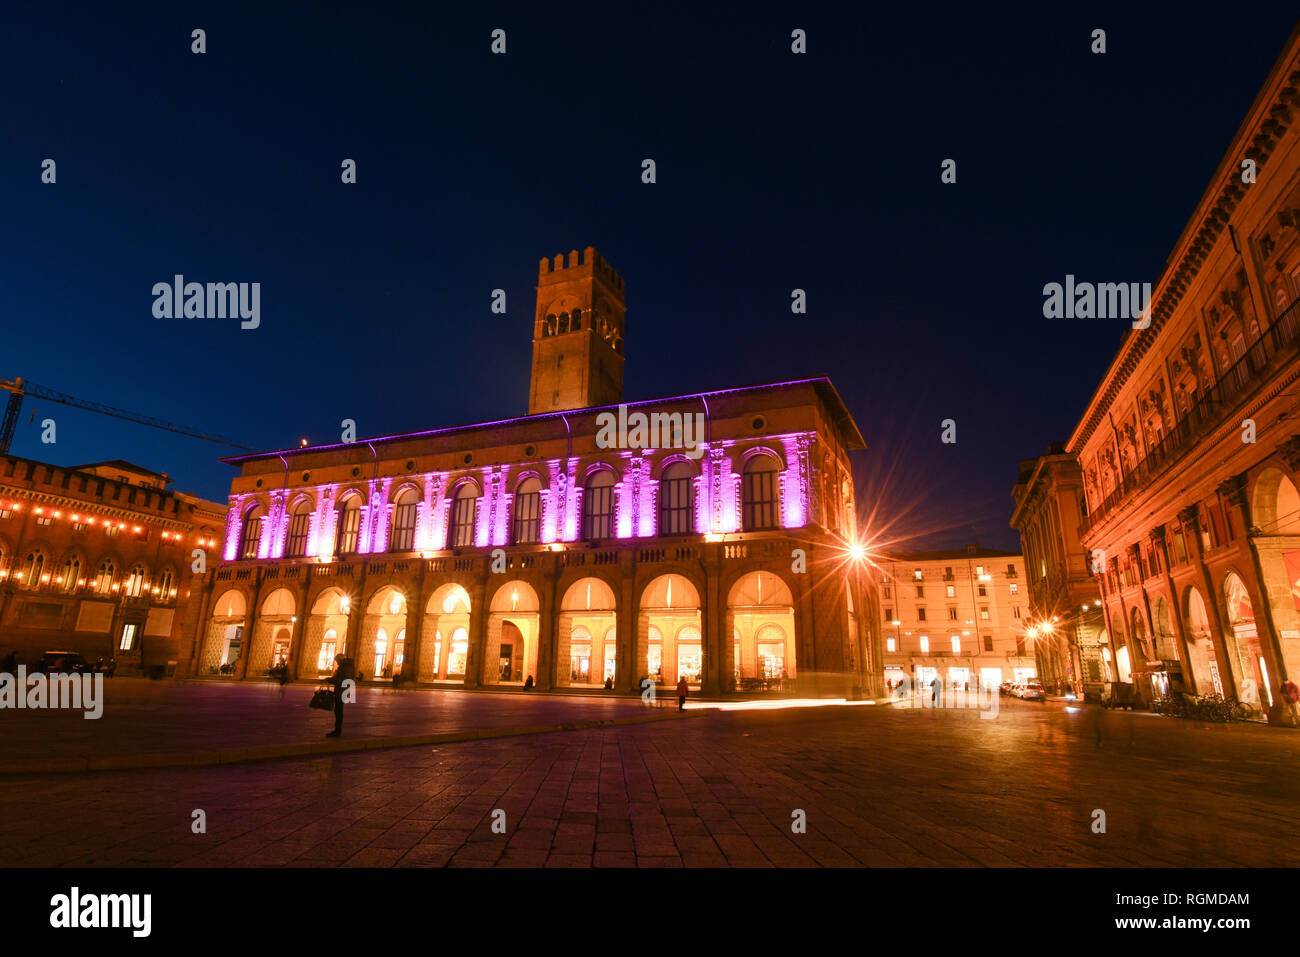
[
  {"xmin": 872, "ymin": 547, "xmax": 1035, "ymax": 691},
  {"xmin": 1010, "ymin": 444, "xmax": 1106, "ymax": 696},
  {"xmin": 1068, "ymin": 27, "xmax": 1300, "ymax": 718},
  {"xmin": 0, "ymin": 456, "xmax": 227, "ymax": 673}
]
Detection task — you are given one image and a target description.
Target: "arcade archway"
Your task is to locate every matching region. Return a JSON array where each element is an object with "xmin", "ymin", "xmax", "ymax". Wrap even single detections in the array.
[
  {"xmin": 203, "ymin": 589, "xmax": 247, "ymax": 675},
  {"xmin": 422, "ymin": 584, "xmax": 471, "ymax": 681},
  {"xmin": 558, "ymin": 577, "xmax": 617, "ymax": 688},
  {"xmin": 728, "ymin": 570, "xmax": 796, "ymax": 690},
  {"xmin": 1223, "ymin": 571, "xmax": 1271, "ymax": 709},
  {"xmin": 303, "ymin": 588, "xmax": 352, "ymax": 677},
  {"xmin": 486, "ymin": 580, "xmax": 540, "ymax": 685},
  {"xmin": 638, "ymin": 574, "xmax": 702, "ymax": 689}
]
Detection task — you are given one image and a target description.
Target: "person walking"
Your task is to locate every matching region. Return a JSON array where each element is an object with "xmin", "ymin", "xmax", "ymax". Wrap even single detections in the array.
[
  {"xmin": 676, "ymin": 675, "xmax": 689, "ymax": 711},
  {"xmin": 277, "ymin": 660, "xmax": 290, "ymax": 699},
  {"xmin": 326, "ymin": 654, "xmax": 354, "ymax": 738}
]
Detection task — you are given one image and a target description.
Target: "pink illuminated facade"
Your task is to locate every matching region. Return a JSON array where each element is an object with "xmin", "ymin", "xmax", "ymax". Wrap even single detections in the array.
[{"xmin": 192, "ymin": 251, "xmax": 876, "ymax": 696}]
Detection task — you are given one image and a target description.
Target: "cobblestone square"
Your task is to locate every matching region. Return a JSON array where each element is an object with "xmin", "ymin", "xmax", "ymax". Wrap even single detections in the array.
[{"xmin": 2, "ymin": 687, "xmax": 1297, "ymax": 867}]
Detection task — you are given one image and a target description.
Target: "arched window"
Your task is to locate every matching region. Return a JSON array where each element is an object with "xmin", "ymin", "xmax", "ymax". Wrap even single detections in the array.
[
  {"xmin": 285, "ymin": 500, "xmax": 312, "ymax": 558},
  {"xmin": 125, "ymin": 564, "xmax": 147, "ymax": 598},
  {"xmin": 93, "ymin": 559, "xmax": 116, "ymax": 595},
  {"xmin": 451, "ymin": 484, "xmax": 479, "ymax": 548},
  {"xmin": 545, "ymin": 313, "xmax": 557, "ymax": 337},
  {"xmin": 570, "ymin": 308, "xmax": 582, "ymax": 331},
  {"xmin": 659, "ymin": 462, "xmax": 694, "ymax": 535},
  {"xmin": 582, "ymin": 470, "xmax": 615, "ymax": 541},
  {"xmin": 742, "ymin": 454, "xmax": 780, "ymax": 531},
  {"xmin": 239, "ymin": 505, "xmax": 264, "ymax": 560},
  {"xmin": 335, "ymin": 494, "xmax": 361, "ymax": 555},
  {"xmin": 390, "ymin": 488, "xmax": 419, "ymax": 552},
  {"xmin": 513, "ymin": 478, "xmax": 542, "ymax": 545},
  {"xmin": 60, "ymin": 555, "xmax": 81, "ymax": 592},
  {"xmin": 20, "ymin": 550, "xmax": 45, "ymax": 588},
  {"xmin": 157, "ymin": 567, "xmax": 175, "ymax": 599},
  {"xmin": 558, "ymin": 313, "xmax": 570, "ymax": 335}
]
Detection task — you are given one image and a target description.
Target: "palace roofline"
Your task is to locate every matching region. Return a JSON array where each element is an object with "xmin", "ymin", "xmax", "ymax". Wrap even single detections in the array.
[
  {"xmin": 1067, "ymin": 20, "xmax": 1300, "ymax": 453},
  {"xmin": 220, "ymin": 376, "xmax": 866, "ymax": 465}
]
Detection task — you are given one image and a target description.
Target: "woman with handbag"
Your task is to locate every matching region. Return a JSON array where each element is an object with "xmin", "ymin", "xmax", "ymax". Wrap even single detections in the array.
[{"xmin": 326, "ymin": 654, "xmax": 355, "ymax": 737}]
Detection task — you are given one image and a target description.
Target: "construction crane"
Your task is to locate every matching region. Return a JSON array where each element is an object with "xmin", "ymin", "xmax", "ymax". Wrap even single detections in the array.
[{"xmin": 0, "ymin": 377, "xmax": 252, "ymax": 454}]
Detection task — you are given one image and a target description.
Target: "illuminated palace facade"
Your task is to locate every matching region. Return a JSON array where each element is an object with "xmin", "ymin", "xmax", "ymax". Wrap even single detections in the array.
[
  {"xmin": 1069, "ymin": 29, "xmax": 1300, "ymax": 718},
  {"xmin": 192, "ymin": 248, "xmax": 877, "ymax": 696}
]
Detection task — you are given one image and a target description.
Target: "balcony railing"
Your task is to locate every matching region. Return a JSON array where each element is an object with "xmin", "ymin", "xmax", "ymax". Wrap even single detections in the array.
[{"xmin": 1081, "ymin": 295, "xmax": 1300, "ymax": 536}]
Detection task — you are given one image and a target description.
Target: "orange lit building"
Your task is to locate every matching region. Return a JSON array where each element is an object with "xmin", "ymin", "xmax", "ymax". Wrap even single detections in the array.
[
  {"xmin": 873, "ymin": 547, "xmax": 1034, "ymax": 692},
  {"xmin": 1010, "ymin": 445, "xmax": 1105, "ymax": 696},
  {"xmin": 195, "ymin": 248, "xmax": 879, "ymax": 696},
  {"xmin": 0, "ymin": 457, "xmax": 226, "ymax": 673},
  {"xmin": 1068, "ymin": 30, "xmax": 1300, "ymax": 718}
]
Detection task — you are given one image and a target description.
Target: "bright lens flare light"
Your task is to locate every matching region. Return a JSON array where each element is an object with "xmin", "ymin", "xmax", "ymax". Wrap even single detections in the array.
[{"xmin": 848, "ymin": 543, "xmax": 866, "ymax": 561}]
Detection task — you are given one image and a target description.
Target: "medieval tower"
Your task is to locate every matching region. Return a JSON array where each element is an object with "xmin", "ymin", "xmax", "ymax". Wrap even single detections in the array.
[{"xmin": 528, "ymin": 247, "xmax": 626, "ymax": 414}]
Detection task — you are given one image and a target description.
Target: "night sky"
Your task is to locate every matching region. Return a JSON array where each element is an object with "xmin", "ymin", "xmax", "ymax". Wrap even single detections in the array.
[{"xmin": 4, "ymin": 1, "xmax": 1298, "ymax": 552}]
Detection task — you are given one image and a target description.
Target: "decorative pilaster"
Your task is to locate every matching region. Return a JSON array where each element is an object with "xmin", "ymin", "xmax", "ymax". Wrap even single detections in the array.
[
  {"xmin": 428, "ymin": 473, "xmax": 447, "ymax": 550},
  {"xmin": 223, "ymin": 496, "xmax": 243, "ymax": 561},
  {"xmin": 708, "ymin": 446, "xmax": 724, "ymax": 533},
  {"xmin": 1218, "ymin": 473, "xmax": 1251, "ymax": 533},
  {"xmin": 265, "ymin": 488, "xmax": 289, "ymax": 559},
  {"xmin": 314, "ymin": 486, "xmax": 337, "ymax": 559},
  {"xmin": 475, "ymin": 468, "xmax": 492, "ymax": 548},
  {"xmin": 542, "ymin": 459, "xmax": 563, "ymax": 543},
  {"xmin": 369, "ymin": 477, "xmax": 393, "ymax": 553},
  {"xmin": 416, "ymin": 474, "xmax": 437, "ymax": 551}
]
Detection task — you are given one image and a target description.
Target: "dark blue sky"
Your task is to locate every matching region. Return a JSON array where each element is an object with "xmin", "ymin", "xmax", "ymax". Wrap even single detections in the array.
[{"xmin": 4, "ymin": 1, "xmax": 1297, "ymax": 551}]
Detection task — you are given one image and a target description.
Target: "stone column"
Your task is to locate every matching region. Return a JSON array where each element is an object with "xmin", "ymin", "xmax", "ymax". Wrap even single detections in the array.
[
  {"xmin": 1152, "ymin": 524, "xmax": 1197, "ymax": 691},
  {"xmin": 403, "ymin": 562, "xmax": 425, "ymax": 681},
  {"xmin": 287, "ymin": 574, "xmax": 310, "ymax": 681},
  {"xmin": 619, "ymin": 558, "xmax": 636, "ymax": 693},
  {"xmin": 1180, "ymin": 503, "xmax": 1240, "ymax": 698},
  {"xmin": 1226, "ymin": 472, "xmax": 1292, "ymax": 700},
  {"xmin": 463, "ymin": 572, "xmax": 487, "ymax": 688},
  {"xmin": 237, "ymin": 571, "xmax": 265, "ymax": 681},
  {"xmin": 701, "ymin": 553, "xmax": 722, "ymax": 698}
]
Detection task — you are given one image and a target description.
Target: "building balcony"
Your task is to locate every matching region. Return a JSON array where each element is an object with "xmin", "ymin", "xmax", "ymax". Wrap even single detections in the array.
[{"xmin": 1080, "ymin": 295, "xmax": 1300, "ymax": 538}]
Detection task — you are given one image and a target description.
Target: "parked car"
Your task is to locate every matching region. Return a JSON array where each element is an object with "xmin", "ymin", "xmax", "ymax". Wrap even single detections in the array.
[
  {"xmin": 34, "ymin": 651, "xmax": 90, "ymax": 676},
  {"xmin": 1019, "ymin": 681, "xmax": 1047, "ymax": 702},
  {"xmin": 999, "ymin": 681, "xmax": 1013, "ymax": 696}
]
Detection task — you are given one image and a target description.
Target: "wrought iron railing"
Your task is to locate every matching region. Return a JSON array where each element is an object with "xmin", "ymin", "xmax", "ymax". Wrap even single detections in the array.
[{"xmin": 1081, "ymin": 295, "xmax": 1300, "ymax": 536}]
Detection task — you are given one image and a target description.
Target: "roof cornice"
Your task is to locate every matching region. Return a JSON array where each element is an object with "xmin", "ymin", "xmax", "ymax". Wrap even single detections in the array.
[{"xmin": 1067, "ymin": 22, "xmax": 1300, "ymax": 453}]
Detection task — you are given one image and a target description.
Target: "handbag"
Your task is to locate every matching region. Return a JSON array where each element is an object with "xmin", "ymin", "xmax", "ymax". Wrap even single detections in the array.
[{"xmin": 309, "ymin": 687, "xmax": 336, "ymax": 711}]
